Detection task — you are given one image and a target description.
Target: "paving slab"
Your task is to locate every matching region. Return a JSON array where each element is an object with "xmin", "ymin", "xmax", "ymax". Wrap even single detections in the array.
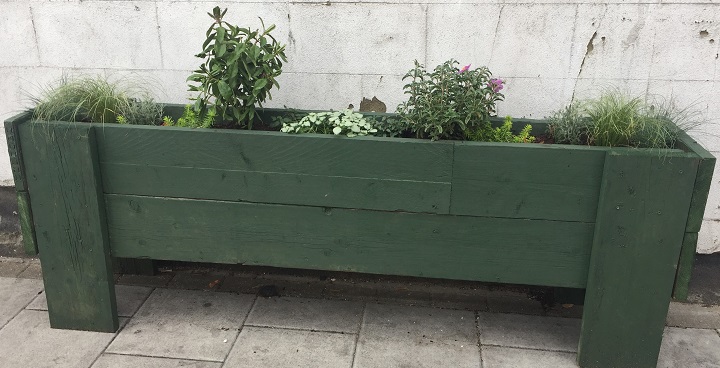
[
  {"xmin": 666, "ymin": 301, "xmax": 720, "ymax": 329},
  {"xmin": 477, "ymin": 312, "xmax": 581, "ymax": 353},
  {"xmin": 27, "ymin": 285, "xmax": 152, "ymax": 317},
  {"xmin": 0, "ymin": 276, "xmax": 43, "ymax": 327},
  {"xmin": 218, "ymin": 274, "xmax": 326, "ymax": 298},
  {"xmin": 224, "ymin": 326, "xmax": 355, "ymax": 368},
  {"xmin": 0, "ymin": 310, "xmax": 117, "ymax": 368},
  {"xmin": 0, "ymin": 258, "xmax": 29, "ymax": 277},
  {"xmin": 486, "ymin": 290, "xmax": 545, "ymax": 316},
  {"xmin": 354, "ymin": 303, "xmax": 479, "ymax": 368},
  {"xmin": 167, "ymin": 272, "xmax": 226, "ymax": 291},
  {"xmin": 657, "ymin": 327, "xmax": 720, "ymax": 368},
  {"xmin": 16, "ymin": 261, "xmax": 42, "ymax": 279},
  {"xmin": 245, "ymin": 296, "xmax": 363, "ymax": 333},
  {"xmin": 482, "ymin": 346, "xmax": 578, "ymax": 368},
  {"xmin": 92, "ymin": 354, "xmax": 222, "ymax": 368},
  {"xmin": 107, "ymin": 288, "xmax": 255, "ymax": 361}
]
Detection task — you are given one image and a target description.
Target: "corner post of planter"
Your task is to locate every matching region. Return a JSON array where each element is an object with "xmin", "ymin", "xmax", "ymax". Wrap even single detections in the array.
[
  {"xmin": 21, "ymin": 122, "xmax": 118, "ymax": 332},
  {"xmin": 577, "ymin": 151, "xmax": 699, "ymax": 368}
]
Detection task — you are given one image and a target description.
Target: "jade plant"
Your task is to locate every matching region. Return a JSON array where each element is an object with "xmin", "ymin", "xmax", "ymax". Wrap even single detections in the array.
[
  {"xmin": 396, "ymin": 59, "xmax": 504, "ymax": 140},
  {"xmin": 188, "ymin": 7, "xmax": 287, "ymax": 129}
]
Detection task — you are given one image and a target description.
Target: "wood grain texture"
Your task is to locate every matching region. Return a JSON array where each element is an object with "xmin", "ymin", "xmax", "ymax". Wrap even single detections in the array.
[
  {"xmin": 16, "ymin": 191, "xmax": 38, "ymax": 255},
  {"xmin": 101, "ymin": 163, "xmax": 451, "ymax": 214},
  {"xmin": 95, "ymin": 124, "xmax": 453, "ymax": 214},
  {"xmin": 577, "ymin": 151, "xmax": 698, "ymax": 368},
  {"xmin": 672, "ymin": 232, "xmax": 699, "ymax": 301},
  {"xmin": 4, "ymin": 111, "xmax": 32, "ymax": 191},
  {"xmin": 105, "ymin": 194, "xmax": 595, "ymax": 288},
  {"xmin": 450, "ymin": 142, "xmax": 606, "ymax": 221},
  {"xmin": 95, "ymin": 125, "xmax": 453, "ymax": 181},
  {"xmin": 676, "ymin": 131, "xmax": 716, "ymax": 233},
  {"xmin": 19, "ymin": 122, "xmax": 118, "ymax": 332}
]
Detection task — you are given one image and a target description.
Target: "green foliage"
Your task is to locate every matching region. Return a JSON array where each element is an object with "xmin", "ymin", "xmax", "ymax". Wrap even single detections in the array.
[
  {"xmin": 163, "ymin": 105, "xmax": 215, "ymax": 128},
  {"xmin": 188, "ymin": 6, "xmax": 287, "ymax": 129},
  {"xmin": 116, "ymin": 98, "xmax": 164, "ymax": 125},
  {"xmin": 396, "ymin": 59, "xmax": 504, "ymax": 140},
  {"xmin": 368, "ymin": 115, "xmax": 407, "ymax": 138},
  {"xmin": 549, "ymin": 91, "xmax": 701, "ymax": 149},
  {"xmin": 548, "ymin": 102, "xmax": 591, "ymax": 145},
  {"xmin": 32, "ymin": 75, "xmax": 161, "ymax": 125},
  {"xmin": 585, "ymin": 93, "xmax": 644, "ymax": 147},
  {"xmin": 280, "ymin": 110, "xmax": 378, "ymax": 137},
  {"xmin": 466, "ymin": 116, "xmax": 535, "ymax": 143}
]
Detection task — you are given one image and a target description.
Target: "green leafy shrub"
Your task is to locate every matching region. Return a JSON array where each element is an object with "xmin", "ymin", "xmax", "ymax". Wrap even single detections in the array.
[
  {"xmin": 32, "ymin": 75, "xmax": 161, "ymax": 125},
  {"xmin": 549, "ymin": 91, "xmax": 701, "ymax": 149},
  {"xmin": 162, "ymin": 105, "xmax": 216, "ymax": 128},
  {"xmin": 547, "ymin": 102, "xmax": 590, "ymax": 145},
  {"xmin": 369, "ymin": 115, "xmax": 407, "ymax": 138},
  {"xmin": 396, "ymin": 59, "xmax": 504, "ymax": 140},
  {"xmin": 466, "ymin": 116, "xmax": 534, "ymax": 143},
  {"xmin": 188, "ymin": 7, "xmax": 287, "ymax": 129},
  {"xmin": 116, "ymin": 98, "xmax": 164, "ymax": 125},
  {"xmin": 280, "ymin": 110, "xmax": 377, "ymax": 137}
]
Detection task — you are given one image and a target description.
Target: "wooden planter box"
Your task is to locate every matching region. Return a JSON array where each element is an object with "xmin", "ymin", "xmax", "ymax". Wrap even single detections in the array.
[{"xmin": 5, "ymin": 106, "xmax": 715, "ymax": 368}]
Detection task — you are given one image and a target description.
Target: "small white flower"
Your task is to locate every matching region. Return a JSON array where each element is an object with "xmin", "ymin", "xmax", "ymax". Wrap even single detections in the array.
[{"xmin": 332, "ymin": 126, "xmax": 342, "ymax": 135}]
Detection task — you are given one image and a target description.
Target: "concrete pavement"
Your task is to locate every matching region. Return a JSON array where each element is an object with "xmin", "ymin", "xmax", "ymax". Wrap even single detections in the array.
[{"xmin": 1, "ymin": 258, "xmax": 719, "ymax": 368}]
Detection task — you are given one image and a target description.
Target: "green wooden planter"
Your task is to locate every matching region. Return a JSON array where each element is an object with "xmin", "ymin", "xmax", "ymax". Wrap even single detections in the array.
[{"xmin": 5, "ymin": 106, "xmax": 715, "ymax": 368}]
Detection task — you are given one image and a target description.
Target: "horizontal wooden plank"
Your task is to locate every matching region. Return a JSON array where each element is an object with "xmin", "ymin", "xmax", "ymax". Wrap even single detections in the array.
[
  {"xmin": 101, "ymin": 163, "xmax": 451, "ymax": 214},
  {"xmin": 106, "ymin": 194, "xmax": 594, "ymax": 288},
  {"xmin": 451, "ymin": 143, "xmax": 607, "ymax": 221},
  {"xmin": 94, "ymin": 124, "xmax": 454, "ymax": 182}
]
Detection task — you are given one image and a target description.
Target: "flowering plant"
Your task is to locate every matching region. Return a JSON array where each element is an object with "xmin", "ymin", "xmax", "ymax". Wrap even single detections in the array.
[
  {"xmin": 396, "ymin": 59, "xmax": 504, "ymax": 140},
  {"xmin": 280, "ymin": 110, "xmax": 377, "ymax": 137}
]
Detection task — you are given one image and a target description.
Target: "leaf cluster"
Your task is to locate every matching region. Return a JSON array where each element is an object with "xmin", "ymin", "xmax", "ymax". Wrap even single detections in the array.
[
  {"xmin": 32, "ymin": 75, "xmax": 162, "ymax": 125},
  {"xmin": 466, "ymin": 116, "xmax": 534, "ymax": 143},
  {"xmin": 188, "ymin": 7, "xmax": 287, "ymax": 129},
  {"xmin": 549, "ymin": 91, "xmax": 701, "ymax": 149},
  {"xmin": 396, "ymin": 59, "xmax": 504, "ymax": 140},
  {"xmin": 280, "ymin": 110, "xmax": 377, "ymax": 137},
  {"xmin": 162, "ymin": 105, "xmax": 216, "ymax": 128}
]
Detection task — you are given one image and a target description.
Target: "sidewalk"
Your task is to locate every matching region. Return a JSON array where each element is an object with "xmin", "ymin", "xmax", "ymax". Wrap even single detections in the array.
[{"xmin": 1, "ymin": 258, "xmax": 719, "ymax": 368}]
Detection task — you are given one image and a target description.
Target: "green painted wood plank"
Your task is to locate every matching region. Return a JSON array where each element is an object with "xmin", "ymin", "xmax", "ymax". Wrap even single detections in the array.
[
  {"xmin": 4, "ymin": 111, "xmax": 32, "ymax": 191},
  {"xmin": 19, "ymin": 122, "xmax": 118, "ymax": 332},
  {"xmin": 101, "ymin": 163, "xmax": 451, "ymax": 214},
  {"xmin": 94, "ymin": 124, "xmax": 454, "ymax": 182},
  {"xmin": 676, "ymin": 131, "xmax": 716, "ymax": 233},
  {"xmin": 672, "ymin": 232, "xmax": 699, "ymax": 301},
  {"xmin": 16, "ymin": 191, "xmax": 38, "ymax": 255},
  {"xmin": 105, "ymin": 194, "xmax": 595, "ymax": 288},
  {"xmin": 670, "ymin": 132, "xmax": 715, "ymax": 301},
  {"xmin": 451, "ymin": 143, "xmax": 606, "ymax": 221},
  {"xmin": 577, "ymin": 151, "xmax": 698, "ymax": 368}
]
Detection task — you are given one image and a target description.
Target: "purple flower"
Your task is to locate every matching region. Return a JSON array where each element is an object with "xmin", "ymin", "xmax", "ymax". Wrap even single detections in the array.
[
  {"xmin": 488, "ymin": 78, "xmax": 504, "ymax": 93},
  {"xmin": 458, "ymin": 64, "xmax": 471, "ymax": 74}
]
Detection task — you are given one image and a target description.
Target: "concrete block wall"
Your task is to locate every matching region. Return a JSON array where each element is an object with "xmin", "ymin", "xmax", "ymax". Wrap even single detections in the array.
[{"xmin": 1, "ymin": 0, "xmax": 719, "ymax": 252}]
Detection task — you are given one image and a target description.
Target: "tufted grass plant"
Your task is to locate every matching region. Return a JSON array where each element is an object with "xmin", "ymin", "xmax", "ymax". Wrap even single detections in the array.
[
  {"xmin": 31, "ymin": 75, "xmax": 162, "ymax": 125},
  {"xmin": 550, "ymin": 90, "xmax": 703, "ymax": 149}
]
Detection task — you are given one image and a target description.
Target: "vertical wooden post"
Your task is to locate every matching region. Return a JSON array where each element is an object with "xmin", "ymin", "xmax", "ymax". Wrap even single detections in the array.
[
  {"xmin": 577, "ymin": 151, "xmax": 698, "ymax": 368},
  {"xmin": 21, "ymin": 122, "xmax": 118, "ymax": 332},
  {"xmin": 5, "ymin": 112, "xmax": 39, "ymax": 255}
]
